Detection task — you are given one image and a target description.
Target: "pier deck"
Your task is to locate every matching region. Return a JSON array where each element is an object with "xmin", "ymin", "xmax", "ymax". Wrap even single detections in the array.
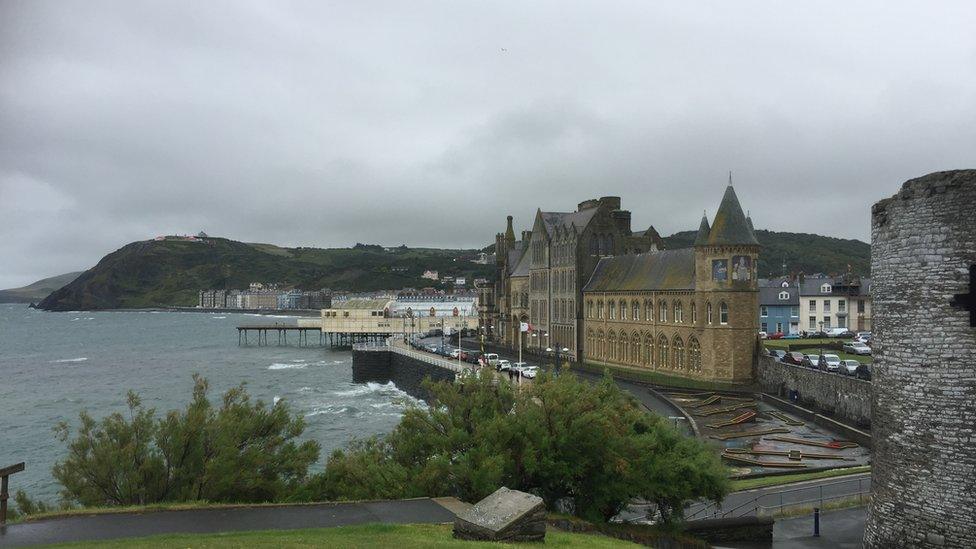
[{"xmin": 236, "ymin": 325, "xmax": 390, "ymax": 347}]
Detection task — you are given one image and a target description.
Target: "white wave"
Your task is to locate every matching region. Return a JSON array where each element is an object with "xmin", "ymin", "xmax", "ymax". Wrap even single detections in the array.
[
  {"xmin": 298, "ymin": 386, "xmax": 314, "ymax": 393},
  {"xmin": 273, "ymin": 396, "xmax": 282, "ymax": 406},
  {"xmin": 292, "ymin": 359, "xmax": 307, "ymax": 363},
  {"xmin": 305, "ymin": 405, "xmax": 358, "ymax": 417},
  {"xmin": 332, "ymin": 360, "xmax": 347, "ymax": 365},
  {"xmin": 52, "ymin": 357, "xmax": 88, "ymax": 363},
  {"xmin": 211, "ymin": 316, "xmax": 227, "ymax": 319},
  {"xmin": 332, "ymin": 381, "xmax": 410, "ymax": 398},
  {"xmin": 71, "ymin": 318, "xmax": 80, "ymax": 322},
  {"xmin": 267, "ymin": 363, "xmax": 306, "ymax": 370}
]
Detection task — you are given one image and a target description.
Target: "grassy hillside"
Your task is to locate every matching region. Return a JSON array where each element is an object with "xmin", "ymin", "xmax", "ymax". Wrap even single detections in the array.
[
  {"xmin": 0, "ymin": 271, "xmax": 83, "ymax": 303},
  {"xmin": 37, "ymin": 239, "xmax": 493, "ymax": 311},
  {"xmin": 663, "ymin": 229, "xmax": 870, "ymax": 277}
]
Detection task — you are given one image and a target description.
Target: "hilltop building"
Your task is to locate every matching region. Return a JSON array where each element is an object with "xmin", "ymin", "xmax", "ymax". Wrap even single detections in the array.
[{"xmin": 482, "ymin": 184, "xmax": 760, "ymax": 383}]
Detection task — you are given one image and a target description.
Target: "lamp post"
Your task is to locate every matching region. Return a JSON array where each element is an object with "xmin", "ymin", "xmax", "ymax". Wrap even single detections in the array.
[
  {"xmin": 546, "ymin": 346, "xmax": 570, "ymax": 374},
  {"xmin": 818, "ymin": 321, "xmax": 824, "ymax": 366}
]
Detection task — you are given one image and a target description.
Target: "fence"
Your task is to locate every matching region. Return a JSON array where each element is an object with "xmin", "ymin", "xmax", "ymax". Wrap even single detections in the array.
[
  {"xmin": 353, "ymin": 338, "xmax": 472, "ymax": 375},
  {"xmin": 686, "ymin": 475, "xmax": 871, "ymax": 520}
]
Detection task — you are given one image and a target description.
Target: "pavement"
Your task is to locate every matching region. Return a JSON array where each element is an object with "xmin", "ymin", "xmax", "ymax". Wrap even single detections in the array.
[
  {"xmin": 0, "ymin": 497, "xmax": 459, "ymax": 547},
  {"xmin": 719, "ymin": 506, "xmax": 867, "ymax": 549}
]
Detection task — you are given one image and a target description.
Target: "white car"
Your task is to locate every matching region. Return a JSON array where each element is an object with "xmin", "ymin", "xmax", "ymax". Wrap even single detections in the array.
[
  {"xmin": 841, "ymin": 359, "xmax": 860, "ymax": 375},
  {"xmin": 511, "ymin": 362, "xmax": 530, "ymax": 372},
  {"xmin": 485, "ymin": 353, "xmax": 499, "ymax": 366},
  {"xmin": 521, "ymin": 366, "xmax": 539, "ymax": 379},
  {"xmin": 819, "ymin": 354, "xmax": 842, "ymax": 372},
  {"xmin": 843, "ymin": 342, "xmax": 872, "ymax": 355},
  {"xmin": 496, "ymin": 359, "xmax": 512, "ymax": 371}
]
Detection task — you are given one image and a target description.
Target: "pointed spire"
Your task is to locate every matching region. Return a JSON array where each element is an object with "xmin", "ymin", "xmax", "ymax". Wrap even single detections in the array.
[
  {"xmin": 729, "ymin": 170, "xmax": 733, "ymax": 186},
  {"xmin": 707, "ymin": 183, "xmax": 760, "ymax": 246},
  {"xmin": 694, "ymin": 212, "xmax": 711, "ymax": 246},
  {"xmin": 746, "ymin": 209, "xmax": 755, "ymax": 232},
  {"xmin": 504, "ymin": 215, "xmax": 515, "ymax": 244}
]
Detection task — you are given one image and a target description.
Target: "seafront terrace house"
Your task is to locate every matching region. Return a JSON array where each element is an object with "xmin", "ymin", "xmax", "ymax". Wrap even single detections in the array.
[
  {"xmin": 798, "ymin": 274, "xmax": 872, "ymax": 332},
  {"xmin": 758, "ymin": 279, "xmax": 800, "ymax": 335}
]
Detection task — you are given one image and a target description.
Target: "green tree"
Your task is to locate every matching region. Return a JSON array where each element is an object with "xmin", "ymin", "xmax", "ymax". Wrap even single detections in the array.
[
  {"xmin": 311, "ymin": 369, "xmax": 728, "ymax": 523},
  {"xmin": 52, "ymin": 375, "xmax": 319, "ymax": 507}
]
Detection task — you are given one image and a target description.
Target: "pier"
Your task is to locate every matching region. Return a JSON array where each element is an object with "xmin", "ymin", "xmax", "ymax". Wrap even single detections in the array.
[{"xmin": 236, "ymin": 324, "xmax": 390, "ymax": 347}]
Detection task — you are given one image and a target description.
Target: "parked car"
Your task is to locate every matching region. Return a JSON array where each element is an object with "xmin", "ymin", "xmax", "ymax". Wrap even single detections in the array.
[
  {"xmin": 521, "ymin": 366, "xmax": 539, "ymax": 379},
  {"xmin": 511, "ymin": 362, "xmax": 530, "ymax": 373},
  {"xmin": 843, "ymin": 342, "xmax": 872, "ymax": 355},
  {"xmin": 802, "ymin": 354, "xmax": 821, "ymax": 368},
  {"xmin": 485, "ymin": 353, "xmax": 499, "ymax": 366},
  {"xmin": 496, "ymin": 359, "xmax": 512, "ymax": 371},
  {"xmin": 785, "ymin": 352, "xmax": 807, "ymax": 366},
  {"xmin": 818, "ymin": 354, "xmax": 842, "ymax": 372},
  {"xmin": 464, "ymin": 351, "xmax": 482, "ymax": 364},
  {"xmin": 856, "ymin": 331, "xmax": 872, "ymax": 340},
  {"xmin": 806, "ymin": 330, "xmax": 828, "ymax": 339},
  {"xmin": 770, "ymin": 349, "xmax": 788, "ymax": 360},
  {"xmin": 826, "ymin": 328, "xmax": 855, "ymax": 338},
  {"xmin": 425, "ymin": 345, "xmax": 438, "ymax": 353},
  {"xmin": 855, "ymin": 363, "xmax": 872, "ymax": 380},
  {"xmin": 783, "ymin": 333, "xmax": 801, "ymax": 340},
  {"xmin": 450, "ymin": 349, "xmax": 462, "ymax": 359},
  {"xmin": 768, "ymin": 332, "xmax": 785, "ymax": 340},
  {"xmin": 841, "ymin": 359, "xmax": 861, "ymax": 375}
]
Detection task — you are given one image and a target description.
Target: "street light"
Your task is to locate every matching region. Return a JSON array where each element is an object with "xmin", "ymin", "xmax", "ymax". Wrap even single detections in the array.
[{"xmin": 546, "ymin": 346, "xmax": 570, "ymax": 374}]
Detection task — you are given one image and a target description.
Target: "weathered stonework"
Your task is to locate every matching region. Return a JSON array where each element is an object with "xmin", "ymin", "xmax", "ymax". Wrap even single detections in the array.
[
  {"xmin": 864, "ymin": 170, "xmax": 976, "ymax": 549},
  {"xmin": 757, "ymin": 356, "xmax": 871, "ymax": 427}
]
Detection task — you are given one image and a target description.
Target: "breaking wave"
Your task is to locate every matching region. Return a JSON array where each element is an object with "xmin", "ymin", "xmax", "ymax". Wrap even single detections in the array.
[
  {"xmin": 268, "ymin": 363, "xmax": 306, "ymax": 370},
  {"xmin": 52, "ymin": 357, "xmax": 88, "ymax": 363}
]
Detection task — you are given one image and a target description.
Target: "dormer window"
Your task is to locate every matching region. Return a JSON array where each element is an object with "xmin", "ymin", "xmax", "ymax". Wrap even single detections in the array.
[
  {"xmin": 820, "ymin": 283, "xmax": 832, "ymax": 293},
  {"xmin": 778, "ymin": 291, "xmax": 790, "ymax": 300},
  {"xmin": 781, "ymin": 281, "xmax": 789, "ymax": 288}
]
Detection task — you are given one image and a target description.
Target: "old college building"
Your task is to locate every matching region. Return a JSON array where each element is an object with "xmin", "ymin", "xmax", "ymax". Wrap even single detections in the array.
[{"xmin": 480, "ymin": 184, "xmax": 760, "ymax": 383}]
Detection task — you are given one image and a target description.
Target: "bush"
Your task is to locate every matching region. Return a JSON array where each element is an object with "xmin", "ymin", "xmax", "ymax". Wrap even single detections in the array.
[
  {"xmin": 51, "ymin": 375, "xmax": 319, "ymax": 507},
  {"xmin": 311, "ymin": 369, "xmax": 728, "ymax": 523}
]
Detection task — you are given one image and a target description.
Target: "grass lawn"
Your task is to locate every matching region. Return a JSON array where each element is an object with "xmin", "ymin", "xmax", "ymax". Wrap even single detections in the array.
[
  {"xmin": 729, "ymin": 465, "xmax": 870, "ymax": 491},
  {"xmin": 762, "ymin": 338, "xmax": 872, "ymax": 364},
  {"xmin": 44, "ymin": 523, "xmax": 639, "ymax": 548}
]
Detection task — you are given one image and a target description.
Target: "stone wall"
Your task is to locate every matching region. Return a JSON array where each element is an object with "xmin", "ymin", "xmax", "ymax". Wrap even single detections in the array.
[
  {"xmin": 863, "ymin": 170, "xmax": 976, "ymax": 549},
  {"xmin": 352, "ymin": 349, "xmax": 456, "ymax": 401},
  {"xmin": 757, "ymin": 356, "xmax": 871, "ymax": 427}
]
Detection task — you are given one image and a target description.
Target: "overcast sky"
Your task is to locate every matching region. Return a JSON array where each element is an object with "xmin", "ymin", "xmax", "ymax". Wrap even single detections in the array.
[{"xmin": 2, "ymin": 2, "xmax": 975, "ymax": 288}]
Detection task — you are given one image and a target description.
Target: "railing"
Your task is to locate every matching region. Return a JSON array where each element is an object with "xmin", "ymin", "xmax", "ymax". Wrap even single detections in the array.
[
  {"xmin": 352, "ymin": 341, "xmax": 390, "ymax": 351},
  {"xmin": 352, "ymin": 338, "xmax": 472, "ymax": 375},
  {"xmin": 686, "ymin": 475, "xmax": 871, "ymax": 520}
]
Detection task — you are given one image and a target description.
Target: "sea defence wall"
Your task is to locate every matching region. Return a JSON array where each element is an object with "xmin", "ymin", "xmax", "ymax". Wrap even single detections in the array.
[
  {"xmin": 864, "ymin": 171, "xmax": 976, "ymax": 549},
  {"xmin": 757, "ymin": 356, "xmax": 872, "ymax": 428},
  {"xmin": 352, "ymin": 347, "xmax": 457, "ymax": 401}
]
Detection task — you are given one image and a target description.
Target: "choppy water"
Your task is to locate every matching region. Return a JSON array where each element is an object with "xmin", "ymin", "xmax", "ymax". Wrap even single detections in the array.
[{"xmin": 0, "ymin": 304, "xmax": 418, "ymax": 503}]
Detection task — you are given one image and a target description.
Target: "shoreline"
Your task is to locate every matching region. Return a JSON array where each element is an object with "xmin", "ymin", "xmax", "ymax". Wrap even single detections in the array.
[{"xmin": 19, "ymin": 304, "xmax": 323, "ymax": 318}]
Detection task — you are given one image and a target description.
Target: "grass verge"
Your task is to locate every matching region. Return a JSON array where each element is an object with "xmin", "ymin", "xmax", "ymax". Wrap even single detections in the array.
[
  {"xmin": 42, "ymin": 522, "xmax": 640, "ymax": 548},
  {"xmin": 730, "ymin": 465, "xmax": 870, "ymax": 491}
]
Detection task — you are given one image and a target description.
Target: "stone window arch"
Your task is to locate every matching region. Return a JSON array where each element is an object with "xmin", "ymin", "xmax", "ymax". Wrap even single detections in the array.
[
  {"xmin": 586, "ymin": 329, "xmax": 594, "ymax": 353},
  {"xmin": 674, "ymin": 300, "xmax": 683, "ymax": 323},
  {"xmin": 691, "ymin": 302, "xmax": 698, "ymax": 324},
  {"xmin": 619, "ymin": 334, "xmax": 627, "ymax": 363},
  {"xmin": 706, "ymin": 302, "xmax": 713, "ymax": 324},
  {"xmin": 609, "ymin": 300, "xmax": 616, "ymax": 320},
  {"xmin": 644, "ymin": 333, "xmax": 654, "ymax": 367},
  {"xmin": 608, "ymin": 330, "xmax": 617, "ymax": 360},
  {"xmin": 659, "ymin": 334, "xmax": 669, "ymax": 368},
  {"xmin": 689, "ymin": 337, "xmax": 702, "ymax": 372},
  {"xmin": 659, "ymin": 300, "xmax": 667, "ymax": 322},
  {"xmin": 645, "ymin": 300, "xmax": 653, "ymax": 322},
  {"xmin": 619, "ymin": 299, "xmax": 627, "ymax": 320},
  {"xmin": 720, "ymin": 302, "xmax": 729, "ymax": 325},
  {"xmin": 673, "ymin": 335, "xmax": 685, "ymax": 370},
  {"xmin": 586, "ymin": 300, "xmax": 593, "ymax": 318},
  {"xmin": 597, "ymin": 300, "xmax": 604, "ymax": 319},
  {"xmin": 632, "ymin": 300, "xmax": 640, "ymax": 321},
  {"xmin": 597, "ymin": 330, "xmax": 605, "ymax": 358},
  {"xmin": 632, "ymin": 332, "xmax": 641, "ymax": 365}
]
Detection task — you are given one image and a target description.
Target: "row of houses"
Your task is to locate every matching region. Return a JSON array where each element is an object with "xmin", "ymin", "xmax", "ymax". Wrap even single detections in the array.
[
  {"xmin": 198, "ymin": 285, "xmax": 332, "ymax": 310},
  {"xmin": 758, "ymin": 273, "xmax": 872, "ymax": 334}
]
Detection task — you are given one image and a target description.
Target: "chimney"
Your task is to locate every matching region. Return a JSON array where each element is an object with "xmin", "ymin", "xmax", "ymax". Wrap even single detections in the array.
[
  {"xmin": 504, "ymin": 215, "xmax": 516, "ymax": 244},
  {"xmin": 598, "ymin": 196, "xmax": 621, "ymax": 210},
  {"xmin": 521, "ymin": 230, "xmax": 532, "ymax": 243},
  {"xmin": 611, "ymin": 210, "xmax": 632, "ymax": 235}
]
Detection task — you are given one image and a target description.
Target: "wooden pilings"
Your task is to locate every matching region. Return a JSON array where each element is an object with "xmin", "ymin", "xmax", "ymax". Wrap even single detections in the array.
[{"xmin": 236, "ymin": 326, "xmax": 391, "ymax": 348}]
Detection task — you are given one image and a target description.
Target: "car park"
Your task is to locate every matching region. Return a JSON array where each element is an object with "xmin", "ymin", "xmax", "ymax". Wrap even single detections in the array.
[
  {"xmin": 818, "ymin": 354, "xmax": 842, "ymax": 372},
  {"xmin": 841, "ymin": 359, "xmax": 861, "ymax": 375},
  {"xmin": 855, "ymin": 363, "xmax": 872, "ymax": 380}
]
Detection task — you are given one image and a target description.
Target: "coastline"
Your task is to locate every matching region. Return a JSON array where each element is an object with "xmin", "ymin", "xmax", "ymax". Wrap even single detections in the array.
[{"xmin": 21, "ymin": 304, "xmax": 323, "ymax": 317}]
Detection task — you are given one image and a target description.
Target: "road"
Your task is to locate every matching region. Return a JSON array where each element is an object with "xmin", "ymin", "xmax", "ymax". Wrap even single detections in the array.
[{"xmin": 0, "ymin": 498, "xmax": 458, "ymax": 548}]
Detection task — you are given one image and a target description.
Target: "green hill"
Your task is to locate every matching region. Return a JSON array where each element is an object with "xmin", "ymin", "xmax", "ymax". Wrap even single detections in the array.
[
  {"xmin": 0, "ymin": 271, "xmax": 83, "ymax": 303},
  {"xmin": 37, "ymin": 238, "xmax": 493, "ymax": 311},
  {"xmin": 663, "ymin": 229, "xmax": 870, "ymax": 278}
]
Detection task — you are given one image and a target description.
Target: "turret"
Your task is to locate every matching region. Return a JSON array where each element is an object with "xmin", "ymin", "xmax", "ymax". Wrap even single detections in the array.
[
  {"xmin": 694, "ymin": 212, "xmax": 711, "ymax": 246},
  {"xmin": 695, "ymin": 181, "xmax": 760, "ymax": 292}
]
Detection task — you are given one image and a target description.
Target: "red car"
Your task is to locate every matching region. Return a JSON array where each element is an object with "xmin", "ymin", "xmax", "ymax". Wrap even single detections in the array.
[
  {"xmin": 768, "ymin": 332, "xmax": 786, "ymax": 339},
  {"xmin": 785, "ymin": 352, "xmax": 807, "ymax": 365}
]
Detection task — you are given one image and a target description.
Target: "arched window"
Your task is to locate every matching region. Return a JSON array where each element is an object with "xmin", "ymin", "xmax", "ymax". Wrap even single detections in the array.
[
  {"xmin": 632, "ymin": 332, "xmax": 641, "ymax": 365},
  {"xmin": 619, "ymin": 299, "xmax": 627, "ymax": 320},
  {"xmin": 619, "ymin": 335, "xmax": 627, "ymax": 363},
  {"xmin": 720, "ymin": 302, "xmax": 729, "ymax": 325},
  {"xmin": 597, "ymin": 300, "xmax": 604, "ymax": 319},
  {"xmin": 590, "ymin": 234, "xmax": 599, "ymax": 255},
  {"xmin": 674, "ymin": 301, "xmax": 683, "ymax": 323},
  {"xmin": 587, "ymin": 329, "xmax": 594, "ymax": 353},
  {"xmin": 659, "ymin": 300, "xmax": 667, "ymax": 322},
  {"xmin": 689, "ymin": 337, "xmax": 702, "ymax": 372},
  {"xmin": 632, "ymin": 301, "xmax": 640, "ymax": 321},
  {"xmin": 586, "ymin": 300, "xmax": 593, "ymax": 318},
  {"xmin": 608, "ymin": 331, "xmax": 617, "ymax": 360},
  {"xmin": 644, "ymin": 333, "xmax": 654, "ymax": 367},
  {"xmin": 659, "ymin": 334, "xmax": 669, "ymax": 368},
  {"xmin": 706, "ymin": 302, "xmax": 713, "ymax": 324},
  {"xmin": 645, "ymin": 300, "xmax": 653, "ymax": 322},
  {"xmin": 673, "ymin": 336, "xmax": 685, "ymax": 370},
  {"xmin": 597, "ymin": 330, "xmax": 605, "ymax": 358},
  {"xmin": 691, "ymin": 302, "xmax": 698, "ymax": 324},
  {"xmin": 609, "ymin": 300, "xmax": 616, "ymax": 320}
]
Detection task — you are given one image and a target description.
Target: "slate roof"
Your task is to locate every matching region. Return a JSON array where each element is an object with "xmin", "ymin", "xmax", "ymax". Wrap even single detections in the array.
[
  {"xmin": 693, "ymin": 214, "xmax": 711, "ymax": 246},
  {"xmin": 582, "ymin": 248, "xmax": 696, "ymax": 292},
  {"xmin": 505, "ymin": 241, "xmax": 526, "ymax": 275},
  {"xmin": 539, "ymin": 207, "xmax": 599, "ymax": 237},
  {"xmin": 511, "ymin": 246, "xmax": 531, "ymax": 277},
  {"xmin": 703, "ymin": 185, "xmax": 759, "ymax": 246},
  {"xmin": 760, "ymin": 286, "xmax": 799, "ymax": 305}
]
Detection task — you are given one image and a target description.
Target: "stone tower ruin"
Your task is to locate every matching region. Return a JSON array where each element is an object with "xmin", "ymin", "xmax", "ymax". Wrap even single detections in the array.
[{"xmin": 864, "ymin": 170, "xmax": 976, "ymax": 548}]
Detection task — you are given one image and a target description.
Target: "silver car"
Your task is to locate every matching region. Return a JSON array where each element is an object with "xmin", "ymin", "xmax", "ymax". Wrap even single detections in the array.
[
  {"xmin": 841, "ymin": 359, "xmax": 860, "ymax": 375},
  {"xmin": 819, "ymin": 354, "xmax": 842, "ymax": 372}
]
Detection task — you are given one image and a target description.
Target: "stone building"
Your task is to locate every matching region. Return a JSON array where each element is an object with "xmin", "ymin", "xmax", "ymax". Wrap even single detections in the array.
[
  {"xmin": 581, "ymin": 184, "xmax": 759, "ymax": 382},
  {"xmin": 864, "ymin": 170, "xmax": 976, "ymax": 548},
  {"xmin": 488, "ymin": 197, "xmax": 664, "ymax": 359}
]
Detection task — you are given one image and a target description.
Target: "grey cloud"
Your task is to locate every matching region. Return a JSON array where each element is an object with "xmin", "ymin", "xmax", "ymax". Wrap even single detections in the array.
[{"xmin": 2, "ymin": 1, "xmax": 975, "ymax": 287}]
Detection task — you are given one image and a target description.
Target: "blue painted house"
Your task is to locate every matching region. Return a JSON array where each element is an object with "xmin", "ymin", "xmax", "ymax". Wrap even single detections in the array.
[{"xmin": 759, "ymin": 279, "xmax": 800, "ymax": 335}]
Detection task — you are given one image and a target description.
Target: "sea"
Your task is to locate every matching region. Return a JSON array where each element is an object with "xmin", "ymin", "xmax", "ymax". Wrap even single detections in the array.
[{"xmin": 0, "ymin": 303, "xmax": 419, "ymax": 504}]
